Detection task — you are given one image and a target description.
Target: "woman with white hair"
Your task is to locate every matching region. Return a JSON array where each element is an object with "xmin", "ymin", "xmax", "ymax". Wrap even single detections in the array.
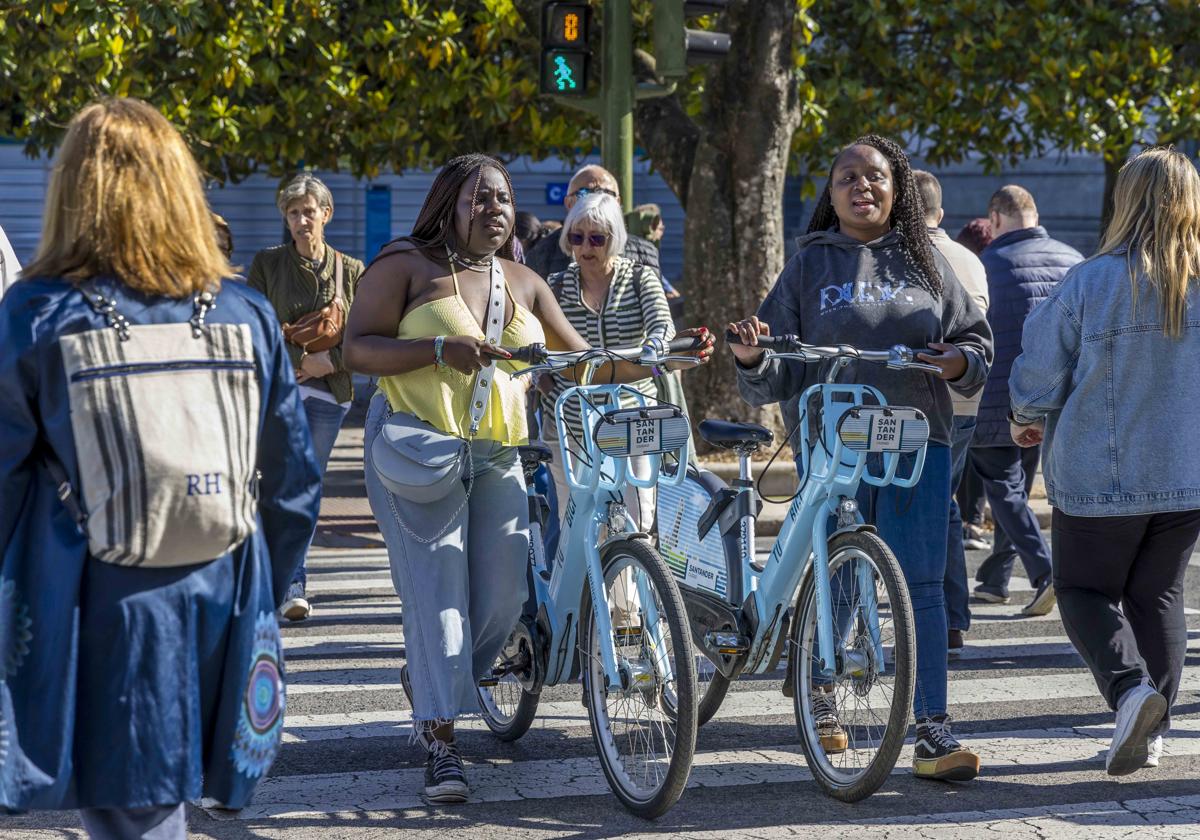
[
  {"xmin": 541, "ymin": 193, "xmax": 680, "ymax": 569},
  {"xmin": 248, "ymin": 173, "xmax": 364, "ymax": 621}
]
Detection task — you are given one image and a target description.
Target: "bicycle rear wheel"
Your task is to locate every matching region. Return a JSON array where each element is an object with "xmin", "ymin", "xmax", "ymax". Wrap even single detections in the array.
[
  {"xmin": 477, "ymin": 622, "xmax": 540, "ymax": 742},
  {"xmin": 791, "ymin": 530, "xmax": 915, "ymax": 802},
  {"xmin": 660, "ymin": 645, "xmax": 731, "ymax": 727},
  {"xmin": 582, "ymin": 539, "xmax": 697, "ymax": 819}
]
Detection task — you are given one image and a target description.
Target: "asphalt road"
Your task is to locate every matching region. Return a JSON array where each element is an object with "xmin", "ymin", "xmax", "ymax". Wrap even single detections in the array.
[{"xmin": 6, "ymin": 433, "xmax": 1199, "ymax": 839}]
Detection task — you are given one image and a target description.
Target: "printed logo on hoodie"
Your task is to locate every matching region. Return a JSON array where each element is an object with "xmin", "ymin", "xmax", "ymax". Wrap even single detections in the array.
[{"xmin": 819, "ymin": 277, "xmax": 915, "ymax": 313}]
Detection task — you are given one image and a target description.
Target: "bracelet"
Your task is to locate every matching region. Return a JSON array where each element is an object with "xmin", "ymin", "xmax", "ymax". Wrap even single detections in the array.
[{"xmin": 433, "ymin": 335, "xmax": 446, "ymax": 368}]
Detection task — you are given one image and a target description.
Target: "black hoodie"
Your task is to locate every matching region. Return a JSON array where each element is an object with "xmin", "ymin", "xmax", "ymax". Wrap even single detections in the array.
[{"xmin": 736, "ymin": 229, "xmax": 993, "ymax": 446}]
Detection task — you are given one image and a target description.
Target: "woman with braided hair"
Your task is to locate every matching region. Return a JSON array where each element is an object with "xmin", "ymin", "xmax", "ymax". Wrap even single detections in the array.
[
  {"xmin": 343, "ymin": 154, "xmax": 712, "ymax": 803},
  {"xmin": 728, "ymin": 135, "xmax": 993, "ymax": 782}
]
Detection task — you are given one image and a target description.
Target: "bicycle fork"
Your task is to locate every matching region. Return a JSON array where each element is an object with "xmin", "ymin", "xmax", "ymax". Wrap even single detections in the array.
[
  {"xmin": 583, "ymin": 504, "xmax": 675, "ymax": 695},
  {"xmin": 810, "ymin": 496, "xmax": 886, "ymax": 679}
]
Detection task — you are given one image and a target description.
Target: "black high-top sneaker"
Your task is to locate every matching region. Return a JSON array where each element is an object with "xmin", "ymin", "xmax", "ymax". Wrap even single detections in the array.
[
  {"xmin": 913, "ymin": 715, "xmax": 980, "ymax": 781},
  {"xmin": 424, "ymin": 739, "xmax": 469, "ymax": 804}
]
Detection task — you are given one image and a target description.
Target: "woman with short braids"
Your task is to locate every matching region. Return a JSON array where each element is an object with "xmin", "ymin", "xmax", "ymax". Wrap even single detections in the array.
[
  {"xmin": 728, "ymin": 135, "xmax": 993, "ymax": 782},
  {"xmin": 343, "ymin": 154, "xmax": 712, "ymax": 804}
]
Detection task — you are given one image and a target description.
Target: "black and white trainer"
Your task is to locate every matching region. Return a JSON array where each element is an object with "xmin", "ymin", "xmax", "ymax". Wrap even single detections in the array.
[
  {"xmin": 811, "ymin": 688, "xmax": 848, "ymax": 754},
  {"xmin": 424, "ymin": 739, "xmax": 469, "ymax": 804},
  {"xmin": 913, "ymin": 714, "xmax": 980, "ymax": 781}
]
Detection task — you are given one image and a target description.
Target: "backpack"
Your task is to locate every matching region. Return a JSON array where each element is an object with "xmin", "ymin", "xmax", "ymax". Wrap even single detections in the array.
[{"xmin": 51, "ymin": 286, "xmax": 261, "ymax": 568}]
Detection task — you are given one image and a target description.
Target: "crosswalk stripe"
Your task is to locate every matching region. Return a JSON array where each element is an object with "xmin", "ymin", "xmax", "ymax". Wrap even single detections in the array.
[
  {"xmin": 279, "ymin": 670, "xmax": 1200, "ymax": 735},
  {"xmin": 216, "ymin": 719, "xmax": 1200, "ymax": 819}
]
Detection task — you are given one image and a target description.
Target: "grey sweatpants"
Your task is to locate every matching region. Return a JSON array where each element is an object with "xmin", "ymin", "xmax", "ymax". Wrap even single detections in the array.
[{"xmin": 364, "ymin": 393, "xmax": 530, "ymax": 723}]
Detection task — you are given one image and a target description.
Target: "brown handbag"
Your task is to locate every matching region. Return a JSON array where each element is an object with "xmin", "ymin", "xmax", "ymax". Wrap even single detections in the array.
[{"xmin": 282, "ymin": 252, "xmax": 345, "ymax": 353}]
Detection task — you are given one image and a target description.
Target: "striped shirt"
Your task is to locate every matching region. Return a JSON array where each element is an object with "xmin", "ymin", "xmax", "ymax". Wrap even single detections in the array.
[{"xmin": 541, "ymin": 257, "xmax": 675, "ymax": 440}]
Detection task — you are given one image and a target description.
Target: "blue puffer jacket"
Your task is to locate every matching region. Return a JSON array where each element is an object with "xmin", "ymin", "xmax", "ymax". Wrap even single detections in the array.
[{"xmin": 974, "ymin": 227, "xmax": 1083, "ymax": 445}]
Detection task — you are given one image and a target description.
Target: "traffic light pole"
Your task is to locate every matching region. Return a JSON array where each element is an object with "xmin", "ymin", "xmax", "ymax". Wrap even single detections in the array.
[{"xmin": 601, "ymin": 0, "xmax": 634, "ymax": 213}]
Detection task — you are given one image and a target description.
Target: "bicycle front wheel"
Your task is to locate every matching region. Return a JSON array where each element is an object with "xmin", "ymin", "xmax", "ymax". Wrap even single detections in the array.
[
  {"xmin": 791, "ymin": 530, "xmax": 915, "ymax": 802},
  {"xmin": 582, "ymin": 539, "xmax": 697, "ymax": 819}
]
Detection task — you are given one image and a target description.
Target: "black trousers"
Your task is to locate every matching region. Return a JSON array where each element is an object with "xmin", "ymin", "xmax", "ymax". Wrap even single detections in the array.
[
  {"xmin": 1052, "ymin": 507, "xmax": 1200, "ymax": 731},
  {"xmin": 971, "ymin": 445, "xmax": 1052, "ymax": 590}
]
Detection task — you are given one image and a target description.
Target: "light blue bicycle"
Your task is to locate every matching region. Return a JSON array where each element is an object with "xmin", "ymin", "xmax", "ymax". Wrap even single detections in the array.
[
  {"xmin": 656, "ymin": 332, "xmax": 937, "ymax": 801},
  {"xmin": 474, "ymin": 339, "xmax": 703, "ymax": 819}
]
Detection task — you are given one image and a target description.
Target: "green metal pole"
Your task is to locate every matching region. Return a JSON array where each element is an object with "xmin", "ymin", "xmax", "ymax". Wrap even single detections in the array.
[{"xmin": 602, "ymin": 0, "xmax": 634, "ymax": 212}]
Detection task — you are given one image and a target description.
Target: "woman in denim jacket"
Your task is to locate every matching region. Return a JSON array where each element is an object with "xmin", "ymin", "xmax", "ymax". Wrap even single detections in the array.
[{"xmin": 1009, "ymin": 147, "xmax": 1200, "ymax": 777}]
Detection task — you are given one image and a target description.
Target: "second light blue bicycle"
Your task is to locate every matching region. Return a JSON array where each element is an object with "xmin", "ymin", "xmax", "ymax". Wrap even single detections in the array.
[{"xmin": 657, "ymin": 333, "xmax": 938, "ymax": 801}]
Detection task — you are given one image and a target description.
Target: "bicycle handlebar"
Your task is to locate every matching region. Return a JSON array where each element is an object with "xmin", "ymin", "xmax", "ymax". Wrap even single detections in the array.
[
  {"xmin": 503, "ymin": 336, "xmax": 706, "ymax": 372},
  {"xmin": 724, "ymin": 331, "xmax": 942, "ymax": 373}
]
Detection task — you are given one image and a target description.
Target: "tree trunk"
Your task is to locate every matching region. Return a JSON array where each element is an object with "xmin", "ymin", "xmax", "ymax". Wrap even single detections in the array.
[
  {"xmin": 1099, "ymin": 154, "xmax": 1124, "ymax": 242},
  {"xmin": 635, "ymin": 0, "xmax": 803, "ymax": 438}
]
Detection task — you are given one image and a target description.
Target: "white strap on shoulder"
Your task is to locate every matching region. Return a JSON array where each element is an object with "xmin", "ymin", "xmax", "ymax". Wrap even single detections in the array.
[{"xmin": 466, "ymin": 260, "xmax": 506, "ymax": 436}]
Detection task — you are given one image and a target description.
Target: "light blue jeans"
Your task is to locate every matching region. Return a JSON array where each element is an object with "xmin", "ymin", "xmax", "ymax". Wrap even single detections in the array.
[
  {"xmin": 363, "ymin": 393, "xmax": 530, "ymax": 725},
  {"xmin": 293, "ymin": 396, "xmax": 350, "ymax": 588}
]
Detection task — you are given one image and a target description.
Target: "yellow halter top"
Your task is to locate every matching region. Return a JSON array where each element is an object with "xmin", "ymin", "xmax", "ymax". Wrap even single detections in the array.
[{"xmin": 377, "ymin": 264, "xmax": 545, "ymax": 447}]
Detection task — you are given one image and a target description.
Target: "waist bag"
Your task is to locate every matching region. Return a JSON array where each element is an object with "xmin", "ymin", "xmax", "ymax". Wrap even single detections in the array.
[
  {"xmin": 282, "ymin": 252, "xmax": 345, "ymax": 354},
  {"xmin": 52, "ymin": 285, "xmax": 261, "ymax": 568}
]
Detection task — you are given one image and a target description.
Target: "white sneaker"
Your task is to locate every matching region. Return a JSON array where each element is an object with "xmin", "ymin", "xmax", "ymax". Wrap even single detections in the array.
[
  {"xmin": 280, "ymin": 581, "xmax": 311, "ymax": 622},
  {"xmin": 1106, "ymin": 680, "xmax": 1167, "ymax": 776},
  {"xmin": 1145, "ymin": 735, "xmax": 1163, "ymax": 768}
]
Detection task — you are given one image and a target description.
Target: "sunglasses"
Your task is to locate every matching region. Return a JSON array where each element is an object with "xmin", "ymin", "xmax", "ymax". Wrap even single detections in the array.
[
  {"xmin": 567, "ymin": 232, "xmax": 609, "ymax": 248},
  {"xmin": 569, "ymin": 187, "xmax": 618, "ymax": 199}
]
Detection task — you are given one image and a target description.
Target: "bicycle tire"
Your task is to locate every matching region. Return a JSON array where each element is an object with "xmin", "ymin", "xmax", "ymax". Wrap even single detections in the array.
[
  {"xmin": 660, "ymin": 646, "xmax": 731, "ymax": 728},
  {"xmin": 582, "ymin": 538, "xmax": 697, "ymax": 819},
  {"xmin": 477, "ymin": 626, "xmax": 541, "ymax": 742},
  {"xmin": 791, "ymin": 530, "xmax": 915, "ymax": 802}
]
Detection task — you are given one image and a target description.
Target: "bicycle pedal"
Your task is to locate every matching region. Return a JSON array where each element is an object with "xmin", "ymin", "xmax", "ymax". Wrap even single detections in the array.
[
  {"xmin": 477, "ymin": 677, "xmax": 499, "ymax": 688},
  {"xmin": 613, "ymin": 626, "xmax": 643, "ymax": 640},
  {"xmin": 705, "ymin": 631, "xmax": 750, "ymax": 655}
]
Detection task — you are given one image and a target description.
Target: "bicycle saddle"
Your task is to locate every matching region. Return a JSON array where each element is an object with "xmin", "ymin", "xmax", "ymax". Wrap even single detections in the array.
[
  {"xmin": 518, "ymin": 442, "xmax": 554, "ymax": 466},
  {"xmin": 698, "ymin": 419, "xmax": 774, "ymax": 450}
]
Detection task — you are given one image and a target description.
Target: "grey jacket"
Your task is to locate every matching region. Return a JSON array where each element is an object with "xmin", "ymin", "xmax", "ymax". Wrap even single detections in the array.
[
  {"xmin": 736, "ymin": 229, "xmax": 993, "ymax": 447},
  {"xmin": 1011, "ymin": 251, "xmax": 1200, "ymax": 516}
]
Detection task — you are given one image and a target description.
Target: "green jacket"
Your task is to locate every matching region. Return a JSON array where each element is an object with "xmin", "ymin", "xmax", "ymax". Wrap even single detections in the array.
[{"xmin": 247, "ymin": 244, "xmax": 364, "ymax": 404}]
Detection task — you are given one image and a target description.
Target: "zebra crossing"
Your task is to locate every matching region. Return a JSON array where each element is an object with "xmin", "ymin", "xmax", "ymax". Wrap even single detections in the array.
[{"xmin": 192, "ymin": 542, "xmax": 1200, "ymax": 838}]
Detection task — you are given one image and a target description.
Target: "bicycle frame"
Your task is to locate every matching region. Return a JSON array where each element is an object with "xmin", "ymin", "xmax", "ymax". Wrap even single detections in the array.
[
  {"xmin": 528, "ymin": 382, "xmax": 691, "ymax": 692},
  {"xmin": 734, "ymin": 381, "xmax": 927, "ymax": 680}
]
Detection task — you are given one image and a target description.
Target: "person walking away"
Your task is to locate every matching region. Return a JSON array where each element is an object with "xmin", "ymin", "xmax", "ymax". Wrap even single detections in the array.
[
  {"xmin": 969, "ymin": 185, "xmax": 1081, "ymax": 615},
  {"xmin": 1009, "ymin": 147, "xmax": 1200, "ymax": 775},
  {"xmin": 525, "ymin": 164, "xmax": 662, "ymax": 283},
  {"xmin": 913, "ymin": 171, "xmax": 990, "ymax": 655},
  {"xmin": 729, "ymin": 135, "xmax": 992, "ymax": 782},
  {"xmin": 0, "ymin": 97, "xmax": 321, "ymax": 838},
  {"xmin": 248, "ymin": 174, "xmax": 364, "ymax": 621},
  {"xmin": 342, "ymin": 154, "xmax": 712, "ymax": 804},
  {"xmin": 953, "ymin": 219, "xmax": 994, "ymax": 550},
  {"xmin": 625, "ymin": 203, "xmax": 680, "ymax": 300},
  {"xmin": 541, "ymin": 192, "xmax": 675, "ymax": 594}
]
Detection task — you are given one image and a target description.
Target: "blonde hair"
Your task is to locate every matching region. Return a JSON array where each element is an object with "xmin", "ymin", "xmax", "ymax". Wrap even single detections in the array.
[
  {"xmin": 1098, "ymin": 147, "xmax": 1200, "ymax": 338},
  {"xmin": 23, "ymin": 98, "xmax": 230, "ymax": 297}
]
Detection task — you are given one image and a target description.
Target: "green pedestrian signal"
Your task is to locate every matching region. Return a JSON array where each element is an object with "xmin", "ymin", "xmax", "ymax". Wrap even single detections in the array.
[{"xmin": 540, "ymin": 2, "xmax": 590, "ymax": 96}]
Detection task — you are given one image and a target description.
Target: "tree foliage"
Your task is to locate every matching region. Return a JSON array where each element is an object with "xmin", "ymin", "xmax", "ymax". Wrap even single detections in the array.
[
  {"xmin": 802, "ymin": 0, "xmax": 1200, "ymax": 189},
  {"xmin": 0, "ymin": 0, "xmax": 595, "ymax": 182}
]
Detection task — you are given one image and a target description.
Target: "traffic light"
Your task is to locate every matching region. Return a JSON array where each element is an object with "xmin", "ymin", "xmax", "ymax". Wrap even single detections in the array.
[
  {"xmin": 540, "ymin": 2, "xmax": 591, "ymax": 96},
  {"xmin": 652, "ymin": 0, "xmax": 732, "ymax": 81}
]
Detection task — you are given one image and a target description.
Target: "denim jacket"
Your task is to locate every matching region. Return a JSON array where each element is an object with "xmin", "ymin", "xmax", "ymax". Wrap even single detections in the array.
[{"xmin": 1010, "ymin": 251, "xmax": 1200, "ymax": 516}]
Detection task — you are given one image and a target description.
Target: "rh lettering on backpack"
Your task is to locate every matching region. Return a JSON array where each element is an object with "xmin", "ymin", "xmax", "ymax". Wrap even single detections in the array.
[{"xmin": 186, "ymin": 473, "xmax": 223, "ymax": 496}]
